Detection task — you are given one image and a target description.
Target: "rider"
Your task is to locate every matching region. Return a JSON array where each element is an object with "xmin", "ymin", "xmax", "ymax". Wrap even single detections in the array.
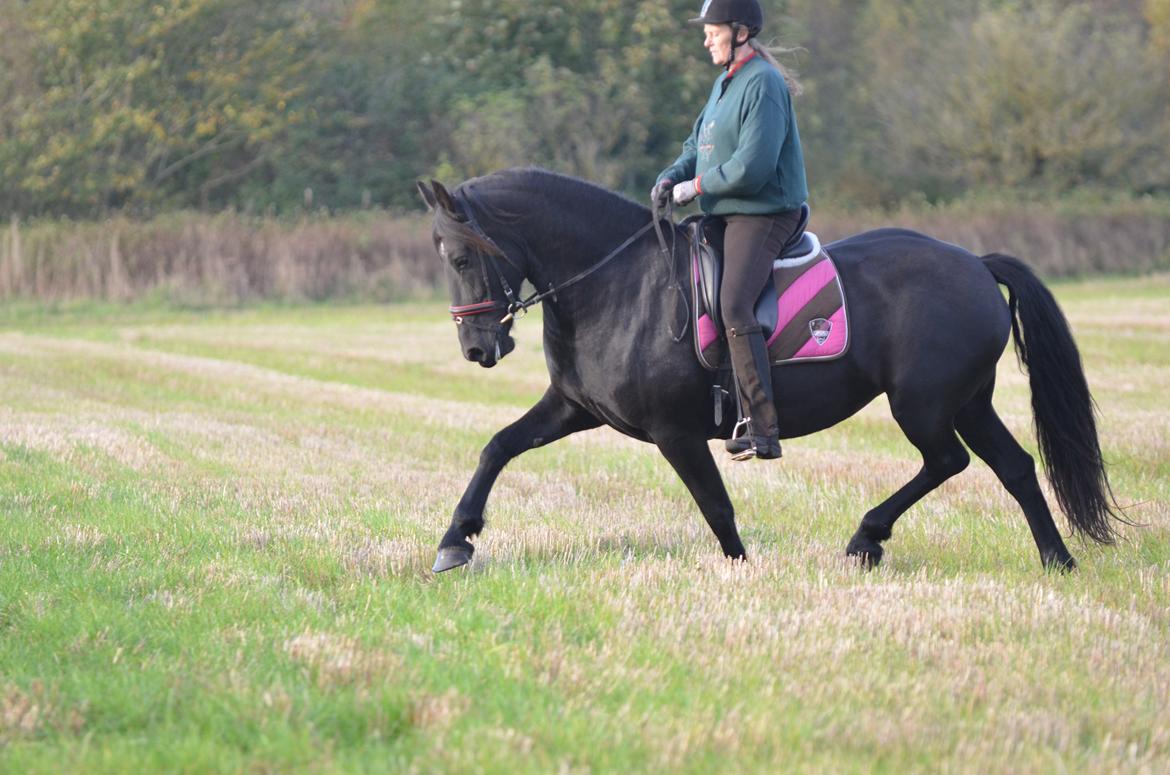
[{"xmin": 652, "ymin": 0, "xmax": 808, "ymax": 461}]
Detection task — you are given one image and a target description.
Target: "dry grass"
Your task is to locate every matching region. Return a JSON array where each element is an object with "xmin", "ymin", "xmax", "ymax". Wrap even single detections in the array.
[
  {"xmin": 283, "ymin": 631, "xmax": 402, "ymax": 689},
  {"xmin": 0, "ymin": 684, "xmax": 87, "ymax": 744},
  {"xmin": 815, "ymin": 199, "xmax": 1170, "ymax": 277},
  {"xmin": 0, "ymin": 284, "xmax": 1166, "ymax": 772},
  {"xmin": 0, "ymin": 212, "xmax": 439, "ymax": 303},
  {"xmin": 2, "ymin": 202, "xmax": 1167, "ymax": 307}
]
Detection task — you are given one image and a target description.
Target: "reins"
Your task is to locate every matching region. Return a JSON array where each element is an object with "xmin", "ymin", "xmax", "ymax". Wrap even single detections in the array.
[
  {"xmin": 501, "ymin": 219, "xmax": 658, "ymax": 323},
  {"xmin": 652, "ymin": 197, "xmax": 690, "ymax": 343},
  {"xmin": 448, "ymin": 186, "xmax": 689, "ymax": 342}
]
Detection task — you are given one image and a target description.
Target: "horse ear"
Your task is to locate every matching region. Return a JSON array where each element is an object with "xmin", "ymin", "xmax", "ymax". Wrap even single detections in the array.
[
  {"xmin": 430, "ymin": 179, "xmax": 458, "ymax": 215},
  {"xmin": 417, "ymin": 180, "xmax": 437, "ymax": 211}
]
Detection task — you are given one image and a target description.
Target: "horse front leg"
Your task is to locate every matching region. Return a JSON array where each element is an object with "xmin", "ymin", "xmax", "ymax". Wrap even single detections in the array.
[
  {"xmin": 655, "ymin": 434, "xmax": 747, "ymax": 560},
  {"xmin": 433, "ymin": 388, "xmax": 601, "ymax": 572}
]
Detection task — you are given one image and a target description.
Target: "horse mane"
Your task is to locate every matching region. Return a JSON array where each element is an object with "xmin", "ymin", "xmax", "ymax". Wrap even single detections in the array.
[
  {"xmin": 434, "ymin": 167, "xmax": 654, "ymax": 264},
  {"xmin": 462, "ymin": 167, "xmax": 641, "ymax": 202},
  {"xmin": 458, "ymin": 168, "xmax": 648, "ymax": 225}
]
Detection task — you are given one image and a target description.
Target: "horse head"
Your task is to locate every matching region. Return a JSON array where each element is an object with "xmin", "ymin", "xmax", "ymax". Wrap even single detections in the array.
[{"xmin": 417, "ymin": 179, "xmax": 520, "ymax": 368}]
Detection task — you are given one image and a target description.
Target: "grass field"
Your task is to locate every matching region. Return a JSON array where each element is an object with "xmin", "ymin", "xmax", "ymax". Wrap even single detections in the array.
[{"xmin": 1, "ymin": 275, "xmax": 1168, "ymax": 773}]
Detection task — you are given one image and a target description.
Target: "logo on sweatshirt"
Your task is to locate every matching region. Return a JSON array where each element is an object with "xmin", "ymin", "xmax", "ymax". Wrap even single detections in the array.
[{"xmin": 698, "ymin": 120, "xmax": 716, "ymax": 162}]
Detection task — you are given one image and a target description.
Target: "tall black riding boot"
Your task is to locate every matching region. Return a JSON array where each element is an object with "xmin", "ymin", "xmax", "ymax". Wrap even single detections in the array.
[{"xmin": 727, "ymin": 326, "xmax": 782, "ymax": 461}]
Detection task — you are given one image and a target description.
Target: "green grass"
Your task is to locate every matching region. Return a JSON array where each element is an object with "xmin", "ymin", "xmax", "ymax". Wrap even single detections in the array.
[{"xmin": 0, "ymin": 277, "xmax": 1167, "ymax": 772}]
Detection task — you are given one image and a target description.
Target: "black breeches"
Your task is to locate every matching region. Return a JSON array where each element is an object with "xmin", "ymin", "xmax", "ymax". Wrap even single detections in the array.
[{"xmin": 720, "ymin": 209, "xmax": 803, "ymax": 333}]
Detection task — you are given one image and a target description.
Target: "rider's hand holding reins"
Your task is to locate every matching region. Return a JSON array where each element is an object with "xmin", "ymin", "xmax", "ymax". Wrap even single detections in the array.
[
  {"xmin": 651, "ymin": 179, "xmax": 673, "ymax": 210},
  {"xmin": 672, "ymin": 178, "xmax": 700, "ymax": 206}
]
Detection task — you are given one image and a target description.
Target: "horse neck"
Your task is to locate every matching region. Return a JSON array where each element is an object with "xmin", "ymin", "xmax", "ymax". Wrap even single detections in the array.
[{"xmin": 499, "ymin": 187, "xmax": 666, "ymax": 307}]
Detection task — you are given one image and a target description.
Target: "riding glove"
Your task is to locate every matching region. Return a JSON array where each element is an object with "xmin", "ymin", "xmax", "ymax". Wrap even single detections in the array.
[
  {"xmin": 650, "ymin": 179, "xmax": 673, "ymax": 209},
  {"xmin": 672, "ymin": 179, "xmax": 700, "ymax": 206}
]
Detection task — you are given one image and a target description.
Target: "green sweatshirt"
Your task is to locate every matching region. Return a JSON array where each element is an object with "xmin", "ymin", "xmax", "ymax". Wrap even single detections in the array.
[{"xmin": 657, "ymin": 54, "xmax": 808, "ymax": 215}]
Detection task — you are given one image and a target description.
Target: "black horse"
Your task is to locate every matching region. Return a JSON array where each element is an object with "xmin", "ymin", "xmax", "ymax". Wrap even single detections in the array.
[{"xmin": 416, "ymin": 168, "xmax": 1120, "ymax": 573}]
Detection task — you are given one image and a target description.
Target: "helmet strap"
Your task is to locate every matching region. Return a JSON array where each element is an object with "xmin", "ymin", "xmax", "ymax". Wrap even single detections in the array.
[{"xmin": 725, "ymin": 23, "xmax": 746, "ymax": 70}]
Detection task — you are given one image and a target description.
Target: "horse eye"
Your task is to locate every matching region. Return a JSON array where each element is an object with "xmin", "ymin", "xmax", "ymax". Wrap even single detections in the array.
[{"xmin": 451, "ymin": 254, "xmax": 471, "ymax": 271}]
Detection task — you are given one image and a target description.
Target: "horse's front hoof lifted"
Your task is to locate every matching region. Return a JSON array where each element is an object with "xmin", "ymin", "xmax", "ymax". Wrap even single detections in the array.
[{"xmin": 433, "ymin": 545, "xmax": 474, "ymax": 573}]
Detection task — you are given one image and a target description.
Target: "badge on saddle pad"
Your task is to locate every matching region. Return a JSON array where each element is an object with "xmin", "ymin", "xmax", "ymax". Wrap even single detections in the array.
[{"xmin": 810, "ymin": 318, "xmax": 833, "ymax": 346}]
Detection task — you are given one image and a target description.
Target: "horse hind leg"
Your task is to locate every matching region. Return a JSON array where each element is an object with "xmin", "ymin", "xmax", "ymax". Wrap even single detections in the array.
[
  {"xmin": 954, "ymin": 389, "xmax": 1076, "ymax": 571},
  {"xmin": 846, "ymin": 401, "xmax": 971, "ymax": 568}
]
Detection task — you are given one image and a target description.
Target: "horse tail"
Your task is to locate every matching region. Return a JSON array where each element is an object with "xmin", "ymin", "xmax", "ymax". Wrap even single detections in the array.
[{"xmin": 981, "ymin": 253, "xmax": 1122, "ymax": 544}]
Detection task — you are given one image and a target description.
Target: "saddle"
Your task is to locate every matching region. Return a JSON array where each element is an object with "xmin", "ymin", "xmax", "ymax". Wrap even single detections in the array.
[{"xmin": 685, "ymin": 205, "xmax": 850, "ymax": 371}]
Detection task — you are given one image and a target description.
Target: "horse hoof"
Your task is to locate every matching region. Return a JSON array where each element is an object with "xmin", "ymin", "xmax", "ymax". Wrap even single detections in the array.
[
  {"xmin": 1042, "ymin": 553, "xmax": 1077, "ymax": 573},
  {"xmin": 432, "ymin": 546, "xmax": 473, "ymax": 573},
  {"xmin": 846, "ymin": 536, "xmax": 883, "ymax": 569}
]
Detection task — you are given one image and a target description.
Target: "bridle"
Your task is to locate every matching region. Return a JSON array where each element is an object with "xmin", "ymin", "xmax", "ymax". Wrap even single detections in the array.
[
  {"xmin": 445, "ymin": 187, "xmax": 530, "ymax": 328},
  {"xmin": 445, "ymin": 185, "xmax": 662, "ymax": 328}
]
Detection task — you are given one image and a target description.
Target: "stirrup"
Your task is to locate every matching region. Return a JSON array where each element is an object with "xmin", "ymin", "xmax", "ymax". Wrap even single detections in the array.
[
  {"xmin": 728, "ymin": 417, "xmax": 756, "ymax": 460},
  {"xmin": 730, "ymin": 437, "xmax": 783, "ymax": 462},
  {"xmin": 727, "ymin": 417, "xmax": 783, "ymax": 462},
  {"xmin": 731, "ymin": 446, "xmax": 758, "ymax": 462}
]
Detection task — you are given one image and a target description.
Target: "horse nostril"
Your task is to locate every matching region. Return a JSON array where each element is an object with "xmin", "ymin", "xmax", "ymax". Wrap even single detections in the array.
[{"xmin": 466, "ymin": 347, "xmax": 485, "ymax": 362}]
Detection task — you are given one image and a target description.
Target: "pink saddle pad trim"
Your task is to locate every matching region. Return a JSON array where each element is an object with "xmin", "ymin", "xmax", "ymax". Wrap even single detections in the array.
[
  {"xmin": 698, "ymin": 313, "xmax": 719, "ymax": 352},
  {"xmin": 767, "ymin": 258, "xmax": 837, "ymax": 347}
]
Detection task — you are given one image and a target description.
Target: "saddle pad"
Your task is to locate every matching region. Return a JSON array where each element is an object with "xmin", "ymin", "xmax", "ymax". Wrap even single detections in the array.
[
  {"xmin": 766, "ymin": 250, "xmax": 849, "ymax": 363},
  {"xmin": 693, "ymin": 245, "xmax": 850, "ymax": 368}
]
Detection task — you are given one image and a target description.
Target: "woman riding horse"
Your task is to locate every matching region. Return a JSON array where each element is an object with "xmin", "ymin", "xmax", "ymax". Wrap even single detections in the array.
[{"xmin": 652, "ymin": 0, "xmax": 808, "ymax": 461}]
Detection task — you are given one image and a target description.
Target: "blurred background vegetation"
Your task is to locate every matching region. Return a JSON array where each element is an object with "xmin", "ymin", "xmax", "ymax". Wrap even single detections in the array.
[{"xmin": 1, "ymin": 0, "xmax": 1168, "ymax": 300}]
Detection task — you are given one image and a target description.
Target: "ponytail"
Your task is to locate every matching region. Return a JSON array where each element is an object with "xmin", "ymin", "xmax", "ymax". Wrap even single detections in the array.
[{"xmin": 748, "ymin": 39, "xmax": 803, "ymax": 97}]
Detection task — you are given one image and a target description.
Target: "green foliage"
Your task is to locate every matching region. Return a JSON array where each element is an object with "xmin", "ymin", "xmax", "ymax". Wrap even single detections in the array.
[
  {"xmin": 427, "ymin": 0, "xmax": 713, "ymax": 194},
  {"xmin": 859, "ymin": 0, "xmax": 1170, "ymax": 199},
  {"xmin": 0, "ymin": 0, "xmax": 1167, "ymax": 216},
  {"xmin": 1, "ymin": 0, "xmax": 321, "ymax": 214}
]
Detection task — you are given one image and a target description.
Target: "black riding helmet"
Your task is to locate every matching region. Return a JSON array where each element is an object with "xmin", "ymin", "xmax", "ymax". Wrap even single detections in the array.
[
  {"xmin": 689, "ymin": 0, "xmax": 764, "ymax": 69},
  {"xmin": 689, "ymin": 0, "xmax": 764, "ymax": 36}
]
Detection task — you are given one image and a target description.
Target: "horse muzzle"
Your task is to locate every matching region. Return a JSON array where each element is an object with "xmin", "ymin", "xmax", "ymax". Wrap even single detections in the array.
[{"xmin": 464, "ymin": 332, "xmax": 514, "ymax": 368}]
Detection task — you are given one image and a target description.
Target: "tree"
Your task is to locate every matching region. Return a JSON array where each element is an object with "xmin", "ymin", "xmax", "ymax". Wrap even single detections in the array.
[
  {"xmin": 424, "ymin": 0, "xmax": 714, "ymax": 194},
  {"xmin": 1, "ymin": 0, "xmax": 319, "ymax": 215},
  {"xmin": 861, "ymin": 0, "xmax": 1170, "ymax": 197},
  {"xmin": 1, "ymin": 0, "xmax": 1166, "ymax": 215}
]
